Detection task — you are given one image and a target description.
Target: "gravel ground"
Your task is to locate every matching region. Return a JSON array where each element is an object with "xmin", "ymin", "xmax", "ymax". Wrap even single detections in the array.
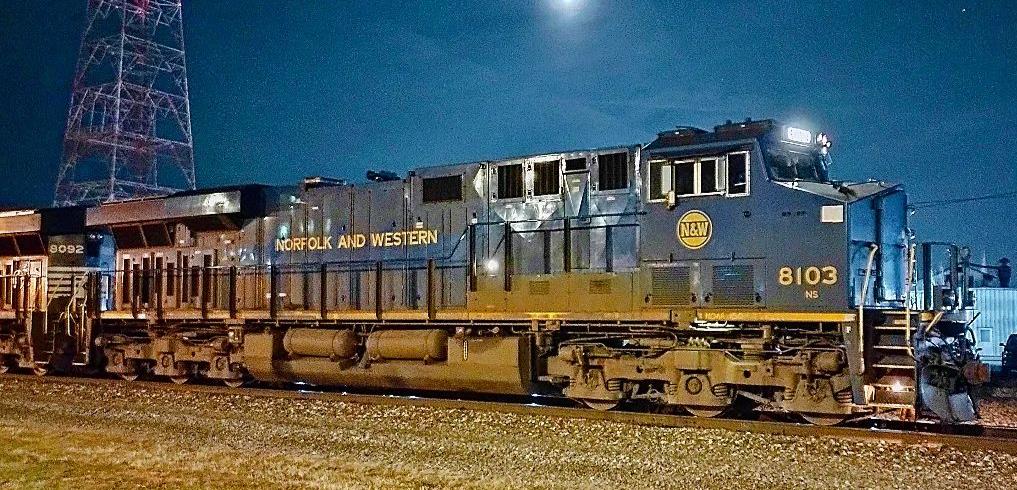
[
  {"xmin": 980, "ymin": 379, "xmax": 1017, "ymax": 428},
  {"xmin": 980, "ymin": 397, "xmax": 1017, "ymax": 428},
  {"xmin": 1, "ymin": 377, "xmax": 1017, "ymax": 489}
]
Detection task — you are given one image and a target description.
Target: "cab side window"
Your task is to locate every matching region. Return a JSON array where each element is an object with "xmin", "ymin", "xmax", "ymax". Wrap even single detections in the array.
[
  {"xmin": 699, "ymin": 158, "xmax": 720, "ymax": 194},
  {"xmin": 649, "ymin": 160, "xmax": 670, "ymax": 199},
  {"xmin": 727, "ymin": 152, "xmax": 749, "ymax": 195},
  {"xmin": 649, "ymin": 151, "xmax": 750, "ymax": 201},
  {"xmin": 674, "ymin": 161, "xmax": 695, "ymax": 196}
]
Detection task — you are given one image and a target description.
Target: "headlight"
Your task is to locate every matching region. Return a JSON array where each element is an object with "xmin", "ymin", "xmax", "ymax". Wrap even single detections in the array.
[{"xmin": 816, "ymin": 132, "xmax": 832, "ymax": 154}]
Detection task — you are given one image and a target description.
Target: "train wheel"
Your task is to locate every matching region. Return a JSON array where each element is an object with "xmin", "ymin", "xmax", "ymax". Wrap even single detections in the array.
[
  {"xmin": 799, "ymin": 413, "xmax": 849, "ymax": 426},
  {"xmin": 685, "ymin": 407, "xmax": 727, "ymax": 418},
  {"xmin": 169, "ymin": 375, "xmax": 191, "ymax": 385},
  {"xmin": 0, "ymin": 365, "xmax": 9, "ymax": 374},
  {"xmin": 581, "ymin": 399, "xmax": 620, "ymax": 411},
  {"xmin": 119, "ymin": 373, "xmax": 140, "ymax": 382},
  {"xmin": 223, "ymin": 378, "xmax": 245, "ymax": 389},
  {"xmin": 32, "ymin": 366, "xmax": 49, "ymax": 377}
]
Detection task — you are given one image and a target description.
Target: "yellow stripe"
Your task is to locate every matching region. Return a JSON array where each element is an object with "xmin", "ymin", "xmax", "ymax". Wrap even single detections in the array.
[
  {"xmin": 99, "ymin": 308, "xmax": 855, "ymax": 324},
  {"xmin": 695, "ymin": 310, "xmax": 857, "ymax": 323}
]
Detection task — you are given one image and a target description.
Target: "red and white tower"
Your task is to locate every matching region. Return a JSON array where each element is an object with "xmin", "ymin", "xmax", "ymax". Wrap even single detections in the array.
[{"xmin": 54, "ymin": 0, "xmax": 196, "ymax": 206}]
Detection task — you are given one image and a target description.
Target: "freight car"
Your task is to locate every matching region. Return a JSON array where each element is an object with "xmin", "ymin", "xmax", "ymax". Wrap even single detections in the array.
[{"xmin": 0, "ymin": 119, "xmax": 987, "ymax": 424}]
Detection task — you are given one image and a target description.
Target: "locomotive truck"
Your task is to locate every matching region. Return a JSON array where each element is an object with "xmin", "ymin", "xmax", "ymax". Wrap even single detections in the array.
[{"xmin": 0, "ymin": 118, "xmax": 986, "ymax": 424}]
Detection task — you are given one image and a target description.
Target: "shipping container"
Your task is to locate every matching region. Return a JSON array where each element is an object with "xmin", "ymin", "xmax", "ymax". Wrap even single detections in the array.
[{"xmin": 971, "ymin": 288, "xmax": 1017, "ymax": 365}]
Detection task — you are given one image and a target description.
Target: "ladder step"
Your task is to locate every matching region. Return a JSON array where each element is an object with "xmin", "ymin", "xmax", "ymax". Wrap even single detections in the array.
[
  {"xmin": 874, "ymin": 325, "xmax": 914, "ymax": 331},
  {"xmin": 872, "ymin": 363, "xmax": 915, "ymax": 370},
  {"xmin": 882, "ymin": 311, "xmax": 935, "ymax": 320},
  {"xmin": 870, "ymin": 385, "xmax": 916, "ymax": 393},
  {"xmin": 874, "ymin": 345, "xmax": 911, "ymax": 351}
]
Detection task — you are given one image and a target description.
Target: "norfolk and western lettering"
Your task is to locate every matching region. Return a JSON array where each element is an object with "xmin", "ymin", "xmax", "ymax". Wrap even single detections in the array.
[{"xmin": 275, "ymin": 229, "xmax": 439, "ymax": 252}]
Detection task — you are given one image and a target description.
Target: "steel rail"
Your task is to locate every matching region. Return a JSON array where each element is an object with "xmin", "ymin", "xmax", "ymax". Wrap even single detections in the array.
[{"xmin": 6, "ymin": 373, "xmax": 1017, "ymax": 455}]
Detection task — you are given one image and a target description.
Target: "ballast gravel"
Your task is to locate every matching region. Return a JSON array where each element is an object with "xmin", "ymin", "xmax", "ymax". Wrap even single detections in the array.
[{"xmin": 0, "ymin": 376, "xmax": 1015, "ymax": 489}]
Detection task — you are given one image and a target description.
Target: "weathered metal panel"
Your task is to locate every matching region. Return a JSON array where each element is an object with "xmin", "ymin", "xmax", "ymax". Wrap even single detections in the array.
[
  {"xmin": 85, "ymin": 186, "xmax": 270, "ymax": 226},
  {"xmin": 0, "ymin": 211, "xmax": 42, "ymax": 235},
  {"xmin": 971, "ymin": 288, "xmax": 1017, "ymax": 365},
  {"xmin": 87, "ymin": 198, "xmax": 168, "ymax": 226}
]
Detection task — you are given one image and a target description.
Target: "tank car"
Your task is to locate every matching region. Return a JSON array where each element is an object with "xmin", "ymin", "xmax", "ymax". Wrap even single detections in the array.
[{"xmin": 3, "ymin": 118, "xmax": 986, "ymax": 424}]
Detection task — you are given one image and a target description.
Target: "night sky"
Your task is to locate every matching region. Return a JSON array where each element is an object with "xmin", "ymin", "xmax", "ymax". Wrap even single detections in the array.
[{"xmin": 0, "ymin": 1, "xmax": 1014, "ymax": 260}]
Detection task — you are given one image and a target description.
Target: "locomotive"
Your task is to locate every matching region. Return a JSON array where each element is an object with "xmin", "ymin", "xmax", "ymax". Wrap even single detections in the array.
[{"xmin": 0, "ymin": 118, "xmax": 986, "ymax": 424}]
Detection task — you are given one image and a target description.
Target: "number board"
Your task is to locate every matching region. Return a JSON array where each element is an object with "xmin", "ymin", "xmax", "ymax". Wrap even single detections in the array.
[
  {"xmin": 777, "ymin": 265, "xmax": 838, "ymax": 300},
  {"xmin": 48, "ymin": 235, "xmax": 88, "ymax": 267}
]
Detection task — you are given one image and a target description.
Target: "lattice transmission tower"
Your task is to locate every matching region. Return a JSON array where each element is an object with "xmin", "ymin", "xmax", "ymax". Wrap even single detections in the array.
[{"xmin": 54, "ymin": 0, "xmax": 196, "ymax": 206}]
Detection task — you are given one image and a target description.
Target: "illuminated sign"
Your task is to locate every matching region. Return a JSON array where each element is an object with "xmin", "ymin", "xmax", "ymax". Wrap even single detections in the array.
[
  {"xmin": 784, "ymin": 127, "xmax": 813, "ymax": 146},
  {"xmin": 275, "ymin": 229, "xmax": 440, "ymax": 252},
  {"xmin": 676, "ymin": 210, "xmax": 712, "ymax": 250}
]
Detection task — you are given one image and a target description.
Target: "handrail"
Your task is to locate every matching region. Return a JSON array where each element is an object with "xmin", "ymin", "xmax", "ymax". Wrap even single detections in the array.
[
  {"xmin": 858, "ymin": 244, "xmax": 879, "ymax": 374},
  {"xmin": 92, "ymin": 217, "xmax": 639, "ymax": 276},
  {"xmin": 470, "ymin": 210, "xmax": 644, "ymax": 226},
  {"xmin": 903, "ymin": 243, "xmax": 916, "ymax": 358},
  {"xmin": 511, "ymin": 222, "xmax": 639, "ymax": 234}
]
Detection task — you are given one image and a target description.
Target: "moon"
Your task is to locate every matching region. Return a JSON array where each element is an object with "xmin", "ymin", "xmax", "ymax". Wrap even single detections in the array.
[{"xmin": 548, "ymin": 0, "xmax": 586, "ymax": 19}]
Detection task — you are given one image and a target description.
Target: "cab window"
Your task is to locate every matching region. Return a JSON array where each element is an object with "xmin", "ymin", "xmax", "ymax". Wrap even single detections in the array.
[
  {"xmin": 649, "ymin": 152, "xmax": 750, "ymax": 200},
  {"xmin": 727, "ymin": 152, "xmax": 749, "ymax": 195},
  {"xmin": 649, "ymin": 160, "xmax": 668, "ymax": 198},
  {"xmin": 674, "ymin": 161, "xmax": 695, "ymax": 196},
  {"xmin": 767, "ymin": 150, "xmax": 828, "ymax": 183},
  {"xmin": 699, "ymin": 158, "xmax": 720, "ymax": 194}
]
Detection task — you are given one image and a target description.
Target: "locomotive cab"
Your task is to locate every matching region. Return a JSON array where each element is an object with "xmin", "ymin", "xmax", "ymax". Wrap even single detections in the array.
[
  {"xmin": 0, "ymin": 207, "xmax": 110, "ymax": 374},
  {"xmin": 638, "ymin": 119, "xmax": 982, "ymax": 422}
]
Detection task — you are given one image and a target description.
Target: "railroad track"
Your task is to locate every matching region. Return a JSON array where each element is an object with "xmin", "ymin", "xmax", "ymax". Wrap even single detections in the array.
[{"xmin": 7, "ymin": 372, "xmax": 1017, "ymax": 455}]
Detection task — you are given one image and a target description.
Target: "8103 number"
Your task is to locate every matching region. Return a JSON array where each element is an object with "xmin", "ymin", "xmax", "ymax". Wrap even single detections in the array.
[{"xmin": 777, "ymin": 266, "xmax": 837, "ymax": 286}]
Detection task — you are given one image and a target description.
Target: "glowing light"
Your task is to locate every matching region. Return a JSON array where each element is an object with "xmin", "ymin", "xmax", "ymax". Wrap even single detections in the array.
[
  {"xmin": 891, "ymin": 380, "xmax": 906, "ymax": 393},
  {"xmin": 486, "ymin": 259, "xmax": 500, "ymax": 273},
  {"xmin": 784, "ymin": 127, "xmax": 813, "ymax": 145},
  {"xmin": 547, "ymin": 0, "xmax": 587, "ymax": 19},
  {"xmin": 555, "ymin": 0, "xmax": 583, "ymax": 11}
]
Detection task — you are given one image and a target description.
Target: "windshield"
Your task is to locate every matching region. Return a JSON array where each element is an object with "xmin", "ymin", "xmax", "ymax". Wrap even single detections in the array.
[{"xmin": 766, "ymin": 148, "xmax": 831, "ymax": 183}]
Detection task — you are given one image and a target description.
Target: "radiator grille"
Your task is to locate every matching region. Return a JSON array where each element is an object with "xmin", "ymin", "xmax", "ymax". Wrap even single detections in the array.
[
  {"xmin": 711, "ymin": 265, "xmax": 755, "ymax": 305},
  {"xmin": 651, "ymin": 266, "xmax": 691, "ymax": 306}
]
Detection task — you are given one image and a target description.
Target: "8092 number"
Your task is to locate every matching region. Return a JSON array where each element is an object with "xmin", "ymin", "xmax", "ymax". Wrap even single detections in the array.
[{"xmin": 49, "ymin": 244, "xmax": 84, "ymax": 254}]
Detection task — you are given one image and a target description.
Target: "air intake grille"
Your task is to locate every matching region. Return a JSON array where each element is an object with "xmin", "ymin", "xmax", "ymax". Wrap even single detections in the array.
[
  {"xmin": 712, "ymin": 265, "xmax": 754, "ymax": 305},
  {"xmin": 651, "ymin": 266, "xmax": 690, "ymax": 306}
]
